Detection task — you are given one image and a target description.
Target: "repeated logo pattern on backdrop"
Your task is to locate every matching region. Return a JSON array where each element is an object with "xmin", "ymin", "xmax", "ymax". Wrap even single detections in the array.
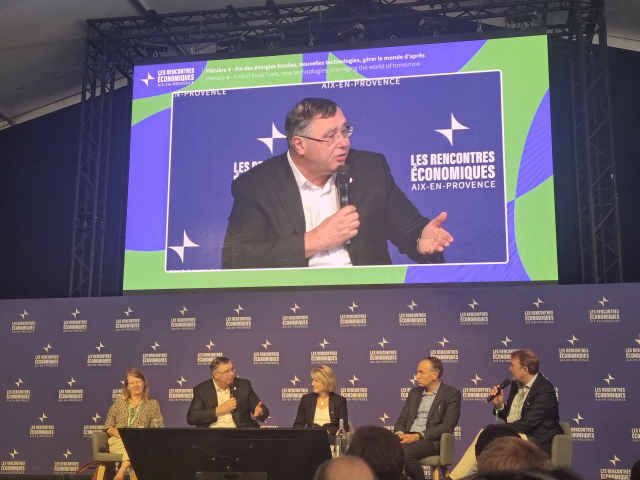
[{"xmin": 0, "ymin": 283, "xmax": 638, "ymax": 477}]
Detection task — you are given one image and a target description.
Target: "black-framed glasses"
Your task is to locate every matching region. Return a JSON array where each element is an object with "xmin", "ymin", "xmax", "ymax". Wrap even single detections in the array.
[{"xmin": 299, "ymin": 126, "xmax": 353, "ymax": 147}]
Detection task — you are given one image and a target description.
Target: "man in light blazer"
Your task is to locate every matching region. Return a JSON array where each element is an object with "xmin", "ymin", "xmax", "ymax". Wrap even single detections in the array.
[
  {"xmin": 394, "ymin": 357, "xmax": 461, "ymax": 480},
  {"xmin": 186, "ymin": 357, "xmax": 269, "ymax": 428}
]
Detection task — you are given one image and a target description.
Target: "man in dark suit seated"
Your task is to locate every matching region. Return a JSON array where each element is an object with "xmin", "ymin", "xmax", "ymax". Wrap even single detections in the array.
[
  {"xmin": 186, "ymin": 356, "xmax": 269, "ymax": 428},
  {"xmin": 222, "ymin": 97, "xmax": 453, "ymax": 270},
  {"xmin": 394, "ymin": 356, "xmax": 462, "ymax": 480}
]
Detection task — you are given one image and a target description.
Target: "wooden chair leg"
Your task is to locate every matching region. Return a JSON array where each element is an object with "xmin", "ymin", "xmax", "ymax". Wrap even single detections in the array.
[
  {"xmin": 433, "ymin": 466, "xmax": 440, "ymax": 480},
  {"xmin": 94, "ymin": 464, "xmax": 106, "ymax": 480},
  {"xmin": 130, "ymin": 469, "xmax": 138, "ymax": 480},
  {"xmin": 441, "ymin": 465, "xmax": 450, "ymax": 478}
]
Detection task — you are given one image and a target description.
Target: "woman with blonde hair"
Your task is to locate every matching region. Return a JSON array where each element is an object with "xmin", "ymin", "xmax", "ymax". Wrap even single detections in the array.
[
  {"xmin": 293, "ymin": 365, "xmax": 349, "ymax": 442},
  {"xmin": 104, "ymin": 368, "xmax": 163, "ymax": 480}
]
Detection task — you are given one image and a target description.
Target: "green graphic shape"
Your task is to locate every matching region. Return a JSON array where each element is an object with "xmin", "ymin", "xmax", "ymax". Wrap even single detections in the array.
[{"xmin": 326, "ymin": 53, "xmax": 367, "ymax": 82}]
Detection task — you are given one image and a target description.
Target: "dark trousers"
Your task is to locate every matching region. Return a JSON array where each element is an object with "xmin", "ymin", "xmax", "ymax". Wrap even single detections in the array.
[{"xmin": 402, "ymin": 439, "xmax": 437, "ymax": 480}]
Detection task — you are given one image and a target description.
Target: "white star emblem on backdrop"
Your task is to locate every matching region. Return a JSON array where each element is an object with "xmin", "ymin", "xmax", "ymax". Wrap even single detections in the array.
[
  {"xmin": 533, "ymin": 298, "xmax": 544, "ymax": 308},
  {"xmin": 598, "ymin": 296, "xmax": 609, "ymax": 307},
  {"xmin": 378, "ymin": 338, "xmax": 388, "ymax": 349},
  {"xmin": 380, "ymin": 413, "xmax": 389, "ymax": 423},
  {"xmin": 43, "ymin": 344, "xmax": 52, "ymax": 352},
  {"xmin": 9, "ymin": 449, "xmax": 18, "ymax": 459},
  {"xmin": 471, "ymin": 375, "xmax": 482, "ymax": 386},
  {"xmin": 257, "ymin": 123, "xmax": 287, "ymax": 154},
  {"xmin": 96, "ymin": 342, "xmax": 105, "ymax": 352},
  {"xmin": 319, "ymin": 339, "xmax": 329, "ymax": 349},
  {"xmin": 604, "ymin": 374, "xmax": 614, "ymax": 385},
  {"xmin": 568, "ymin": 335, "xmax": 579, "ymax": 346},
  {"xmin": 348, "ymin": 302, "xmax": 358, "ymax": 312},
  {"xmin": 234, "ymin": 305, "xmax": 244, "ymax": 315},
  {"xmin": 141, "ymin": 72, "xmax": 154, "ymax": 86},
  {"xmin": 439, "ymin": 337, "xmax": 449, "ymax": 348},
  {"xmin": 349, "ymin": 375, "xmax": 359, "ymax": 385},
  {"xmin": 501, "ymin": 336, "xmax": 512, "ymax": 347},
  {"xmin": 177, "ymin": 377, "xmax": 187, "ymax": 387},
  {"xmin": 20, "ymin": 310, "xmax": 28, "ymax": 319},
  {"xmin": 39, "ymin": 413, "xmax": 47, "ymax": 423},
  {"xmin": 290, "ymin": 376, "xmax": 300, "ymax": 386},
  {"xmin": 124, "ymin": 307, "xmax": 133, "ymax": 317},
  {"xmin": 610, "ymin": 455, "xmax": 620, "ymax": 467},
  {"xmin": 71, "ymin": 309, "xmax": 80, "ymax": 318},
  {"xmin": 151, "ymin": 342, "xmax": 160, "ymax": 351},
  {"xmin": 435, "ymin": 113, "xmax": 469, "ymax": 146},
  {"xmin": 179, "ymin": 306, "xmax": 189, "ymax": 316},
  {"xmin": 67, "ymin": 378, "xmax": 76, "ymax": 387},
  {"xmin": 572, "ymin": 413, "xmax": 583, "ymax": 425},
  {"xmin": 262, "ymin": 340, "xmax": 271, "ymax": 350},
  {"xmin": 469, "ymin": 299, "xmax": 479, "ymax": 310},
  {"xmin": 407, "ymin": 301, "xmax": 418, "ymax": 311},
  {"xmin": 290, "ymin": 304, "xmax": 300, "ymax": 313},
  {"xmin": 409, "ymin": 375, "xmax": 418, "ymax": 386},
  {"xmin": 63, "ymin": 449, "xmax": 72, "ymax": 459},
  {"xmin": 635, "ymin": 335, "xmax": 640, "ymax": 346},
  {"xmin": 15, "ymin": 378, "xmax": 23, "ymax": 388},
  {"xmin": 205, "ymin": 340, "xmax": 215, "ymax": 350},
  {"xmin": 92, "ymin": 413, "xmax": 101, "ymax": 423},
  {"xmin": 168, "ymin": 232, "xmax": 199, "ymax": 262}
]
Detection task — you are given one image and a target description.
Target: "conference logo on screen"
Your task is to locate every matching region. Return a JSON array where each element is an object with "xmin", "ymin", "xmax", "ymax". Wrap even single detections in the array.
[
  {"xmin": 169, "ymin": 376, "xmax": 193, "ymax": 401},
  {"xmin": 282, "ymin": 376, "xmax": 308, "ymax": 401},
  {"xmin": 198, "ymin": 340, "xmax": 223, "ymax": 365},
  {"xmin": 559, "ymin": 335, "xmax": 589, "ymax": 362},
  {"xmin": 525, "ymin": 298, "xmax": 554, "ymax": 324},
  {"xmin": 1, "ymin": 450, "xmax": 25, "ymax": 474},
  {"xmin": 88, "ymin": 342, "xmax": 111, "ymax": 366},
  {"xmin": 83, "ymin": 413, "xmax": 104, "ymax": 437},
  {"xmin": 6, "ymin": 378, "xmax": 29, "ymax": 402},
  {"xmin": 12, "ymin": 310, "xmax": 35, "ymax": 333},
  {"xmin": 311, "ymin": 338, "xmax": 337, "ymax": 364},
  {"xmin": 589, "ymin": 296, "xmax": 620, "ymax": 323},
  {"xmin": 227, "ymin": 305, "xmax": 251, "ymax": 329},
  {"xmin": 399, "ymin": 301, "xmax": 426, "ymax": 326},
  {"xmin": 171, "ymin": 305, "xmax": 196, "ymax": 330},
  {"xmin": 58, "ymin": 377, "xmax": 83, "ymax": 402},
  {"xmin": 340, "ymin": 375, "xmax": 367, "ymax": 401},
  {"xmin": 460, "ymin": 300, "xmax": 488, "ymax": 325},
  {"xmin": 35, "ymin": 343, "xmax": 58, "ymax": 367},
  {"xmin": 63, "ymin": 309, "xmax": 87, "ymax": 332},
  {"xmin": 283, "ymin": 303, "xmax": 308, "ymax": 328},
  {"xmin": 626, "ymin": 335, "xmax": 640, "ymax": 361},
  {"xmin": 30, "ymin": 413, "xmax": 54, "ymax": 437},
  {"xmin": 570, "ymin": 414, "xmax": 594, "ymax": 441},
  {"xmin": 492, "ymin": 337, "xmax": 520, "ymax": 362},
  {"xmin": 463, "ymin": 375, "xmax": 490, "ymax": 401},
  {"xmin": 53, "ymin": 450, "xmax": 78, "ymax": 475},
  {"xmin": 340, "ymin": 302, "xmax": 366, "ymax": 327},
  {"xmin": 254, "ymin": 340, "xmax": 279, "ymax": 364},
  {"xmin": 430, "ymin": 337, "xmax": 458, "ymax": 363},
  {"xmin": 370, "ymin": 338, "xmax": 397, "ymax": 363},
  {"xmin": 401, "ymin": 376, "xmax": 418, "ymax": 401},
  {"xmin": 600, "ymin": 456, "xmax": 630, "ymax": 480},
  {"xmin": 116, "ymin": 307, "xmax": 140, "ymax": 331},
  {"xmin": 143, "ymin": 342, "xmax": 168, "ymax": 366},
  {"xmin": 595, "ymin": 374, "xmax": 625, "ymax": 401},
  {"xmin": 142, "ymin": 67, "xmax": 195, "ymax": 88}
]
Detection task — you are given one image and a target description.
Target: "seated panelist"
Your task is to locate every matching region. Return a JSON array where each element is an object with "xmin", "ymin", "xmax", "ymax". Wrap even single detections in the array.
[
  {"xmin": 293, "ymin": 365, "xmax": 349, "ymax": 441},
  {"xmin": 104, "ymin": 368, "xmax": 163, "ymax": 480}
]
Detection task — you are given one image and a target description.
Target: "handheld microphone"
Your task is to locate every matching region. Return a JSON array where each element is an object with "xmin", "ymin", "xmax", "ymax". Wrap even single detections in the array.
[
  {"xmin": 336, "ymin": 164, "xmax": 351, "ymax": 245},
  {"xmin": 229, "ymin": 382, "xmax": 235, "ymax": 413},
  {"xmin": 486, "ymin": 379, "xmax": 511, "ymax": 403}
]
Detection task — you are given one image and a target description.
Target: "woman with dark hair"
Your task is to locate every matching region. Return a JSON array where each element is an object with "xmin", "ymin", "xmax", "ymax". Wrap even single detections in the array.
[
  {"xmin": 347, "ymin": 425, "xmax": 405, "ymax": 480},
  {"xmin": 104, "ymin": 368, "xmax": 163, "ymax": 480}
]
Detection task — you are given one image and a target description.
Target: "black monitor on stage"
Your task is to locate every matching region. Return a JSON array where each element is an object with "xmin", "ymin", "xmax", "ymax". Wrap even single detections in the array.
[{"xmin": 119, "ymin": 428, "xmax": 332, "ymax": 480}]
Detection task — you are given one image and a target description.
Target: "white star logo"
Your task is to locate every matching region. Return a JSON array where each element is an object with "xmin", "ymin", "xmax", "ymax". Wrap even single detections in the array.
[
  {"xmin": 168, "ymin": 232, "xmax": 199, "ymax": 262},
  {"xmin": 234, "ymin": 305, "xmax": 244, "ymax": 315},
  {"xmin": 409, "ymin": 375, "xmax": 418, "ymax": 386},
  {"xmin": 179, "ymin": 306, "xmax": 189, "ymax": 316},
  {"xmin": 380, "ymin": 413, "xmax": 390, "ymax": 424},
  {"xmin": 257, "ymin": 123, "xmax": 287, "ymax": 154},
  {"xmin": 533, "ymin": 298, "xmax": 544, "ymax": 308},
  {"xmin": 635, "ymin": 335, "xmax": 640, "ymax": 346},
  {"xmin": 141, "ymin": 72, "xmax": 154, "ymax": 86},
  {"xmin": 349, "ymin": 375, "xmax": 359, "ymax": 386},
  {"xmin": 177, "ymin": 376, "xmax": 187, "ymax": 387},
  {"xmin": 435, "ymin": 113, "xmax": 469, "ymax": 146},
  {"xmin": 290, "ymin": 304, "xmax": 300, "ymax": 313},
  {"xmin": 124, "ymin": 307, "xmax": 133, "ymax": 317},
  {"xmin": 71, "ymin": 309, "xmax": 80, "ymax": 318},
  {"xmin": 469, "ymin": 299, "xmax": 479, "ymax": 310},
  {"xmin": 20, "ymin": 310, "xmax": 28, "ymax": 319},
  {"xmin": 205, "ymin": 340, "xmax": 215, "ymax": 350},
  {"xmin": 96, "ymin": 342, "xmax": 105, "ymax": 352},
  {"xmin": 151, "ymin": 341, "xmax": 160, "ymax": 351},
  {"xmin": 604, "ymin": 374, "xmax": 614, "ymax": 385},
  {"xmin": 63, "ymin": 449, "xmax": 72, "ymax": 459},
  {"xmin": 408, "ymin": 301, "xmax": 418, "ymax": 311},
  {"xmin": 43, "ymin": 343, "xmax": 52, "ymax": 353},
  {"xmin": 378, "ymin": 338, "xmax": 388, "ymax": 349},
  {"xmin": 501, "ymin": 336, "xmax": 512, "ymax": 347},
  {"xmin": 15, "ymin": 378, "xmax": 23, "ymax": 388},
  {"xmin": 39, "ymin": 413, "xmax": 47, "ymax": 423},
  {"xmin": 319, "ymin": 339, "xmax": 329, "ymax": 349},
  {"xmin": 290, "ymin": 376, "xmax": 300, "ymax": 386},
  {"xmin": 67, "ymin": 378, "xmax": 76, "ymax": 387},
  {"xmin": 598, "ymin": 296, "xmax": 609, "ymax": 307},
  {"xmin": 610, "ymin": 455, "xmax": 620, "ymax": 467},
  {"xmin": 573, "ymin": 413, "xmax": 583, "ymax": 425},
  {"xmin": 348, "ymin": 302, "xmax": 358, "ymax": 312},
  {"xmin": 439, "ymin": 337, "xmax": 449, "ymax": 348},
  {"xmin": 9, "ymin": 449, "xmax": 18, "ymax": 459},
  {"xmin": 568, "ymin": 335, "xmax": 578, "ymax": 346},
  {"xmin": 471, "ymin": 374, "xmax": 482, "ymax": 386},
  {"xmin": 262, "ymin": 339, "xmax": 271, "ymax": 350},
  {"xmin": 92, "ymin": 413, "xmax": 101, "ymax": 423}
]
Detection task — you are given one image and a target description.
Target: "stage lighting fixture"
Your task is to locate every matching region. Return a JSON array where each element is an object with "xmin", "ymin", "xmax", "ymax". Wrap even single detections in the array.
[
  {"xmin": 218, "ymin": 34, "xmax": 247, "ymax": 52},
  {"xmin": 507, "ymin": 10, "xmax": 537, "ymax": 25},
  {"xmin": 338, "ymin": 23, "xmax": 365, "ymax": 43},
  {"xmin": 419, "ymin": 15, "xmax": 449, "ymax": 35},
  {"xmin": 266, "ymin": 0, "xmax": 281, "ymax": 23},
  {"xmin": 258, "ymin": 30, "xmax": 285, "ymax": 49},
  {"xmin": 141, "ymin": 42, "xmax": 168, "ymax": 58},
  {"xmin": 225, "ymin": 4, "xmax": 241, "ymax": 27}
]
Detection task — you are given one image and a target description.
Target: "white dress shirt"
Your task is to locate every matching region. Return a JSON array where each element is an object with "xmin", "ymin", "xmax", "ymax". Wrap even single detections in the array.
[
  {"xmin": 209, "ymin": 380, "xmax": 237, "ymax": 428},
  {"xmin": 287, "ymin": 151, "xmax": 352, "ymax": 268}
]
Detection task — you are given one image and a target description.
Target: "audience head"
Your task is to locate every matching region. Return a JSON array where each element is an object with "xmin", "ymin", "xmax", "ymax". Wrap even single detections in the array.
[
  {"xmin": 314, "ymin": 456, "xmax": 375, "ymax": 480},
  {"xmin": 476, "ymin": 424, "xmax": 522, "ymax": 458},
  {"xmin": 123, "ymin": 367, "xmax": 151, "ymax": 401},
  {"xmin": 347, "ymin": 425, "xmax": 404, "ymax": 480},
  {"xmin": 631, "ymin": 459, "xmax": 640, "ymax": 480},
  {"xmin": 477, "ymin": 437, "xmax": 549, "ymax": 472},
  {"xmin": 311, "ymin": 365, "xmax": 337, "ymax": 394}
]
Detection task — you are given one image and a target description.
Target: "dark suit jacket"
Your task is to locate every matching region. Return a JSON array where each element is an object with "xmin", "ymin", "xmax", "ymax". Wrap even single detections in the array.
[
  {"xmin": 186, "ymin": 377, "xmax": 269, "ymax": 428},
  {"xmin": 493, "ymin": 373, "xmax": 563, "ymax": 454},
  {"xmin": 394, "ymin": 382, "xmax": 461, "ymax": 451},
  {"xmin": 222, "ymin": 149, "xmax": 445, "ymax": 269},
  {"xmin": 293, "ymin": 392, "xmax": 349, "ymax": 436}
]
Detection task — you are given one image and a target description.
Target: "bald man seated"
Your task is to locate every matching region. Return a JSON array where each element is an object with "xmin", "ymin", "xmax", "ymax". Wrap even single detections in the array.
[{"xmin": 314, "ymin": 456, "xmax": 375, "ymax": 480}]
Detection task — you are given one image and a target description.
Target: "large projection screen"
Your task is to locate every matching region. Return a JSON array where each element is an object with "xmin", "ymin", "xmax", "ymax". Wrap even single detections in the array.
[{"xmin": 124, "ymin": 32, "xmax": 557, "ymax": 291}]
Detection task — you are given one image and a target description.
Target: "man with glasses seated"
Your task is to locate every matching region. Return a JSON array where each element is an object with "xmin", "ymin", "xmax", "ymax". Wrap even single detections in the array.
[
  {"xmin": 187, "ymin": 356, "xmax": 269, "ymax": 428},
  {"xmin": 221, "ymin": 97, "xmax": 453, "ymax": 269}
]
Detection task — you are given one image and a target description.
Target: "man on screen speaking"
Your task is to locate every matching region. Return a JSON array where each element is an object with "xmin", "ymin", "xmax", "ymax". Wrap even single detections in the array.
[{"xmin": 222, "ymin": 97, "xmax": 453, "ymax": 269}]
